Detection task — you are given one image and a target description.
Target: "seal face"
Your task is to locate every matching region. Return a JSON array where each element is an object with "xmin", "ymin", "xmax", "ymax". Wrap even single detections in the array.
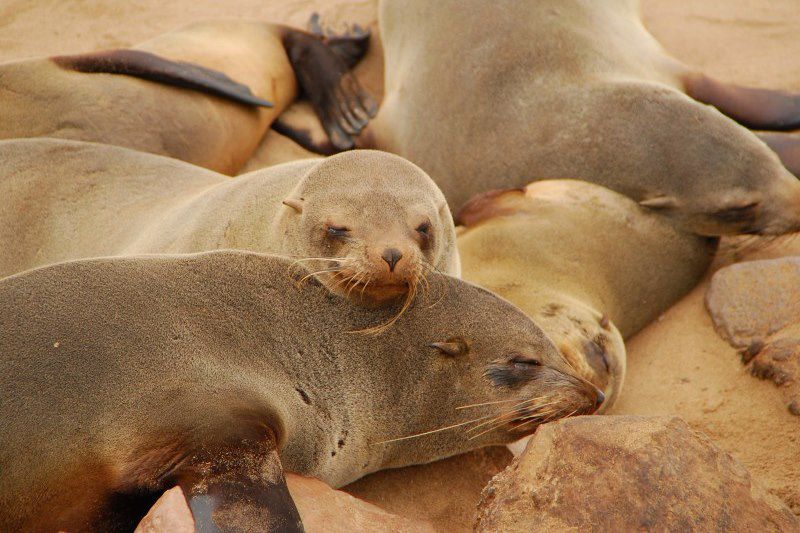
[
  {"xmin": 0, "ymin": 140, "xmax": 459, "ymax": 309},
  {"xmin": 275, "ymin": 150, "xmax": 460, "ymax": 306},
  {"xmin": 368, "ymin": 0, "xmax": 800, "ymax": 237},
  {"xmin": 0, "ymin": 251, "xmax": 601, "ymax": 531}
]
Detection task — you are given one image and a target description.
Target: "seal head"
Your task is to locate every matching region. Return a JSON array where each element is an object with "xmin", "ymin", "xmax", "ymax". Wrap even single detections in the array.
[{"xmin": 275, "ymin": 150, "xmax": 460, "ymax": 304}]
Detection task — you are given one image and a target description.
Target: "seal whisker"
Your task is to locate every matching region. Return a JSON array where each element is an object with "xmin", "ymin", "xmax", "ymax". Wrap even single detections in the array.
[
  {"xmin": 377, "ymin": 413, "xmax": 495, "ymax": 444},
  {"xmin": 455, "ymin": 398, "xmax": 524, "ymax": 410},
  {"xmin": 353, "ymin": 278, "xmax": 418, "ymax": 335}
]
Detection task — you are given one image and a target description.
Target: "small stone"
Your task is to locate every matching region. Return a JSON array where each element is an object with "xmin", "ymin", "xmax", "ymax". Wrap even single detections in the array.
[{"xmin": 788, "ymin": 401, "xmax": 800, "ymax": 417}]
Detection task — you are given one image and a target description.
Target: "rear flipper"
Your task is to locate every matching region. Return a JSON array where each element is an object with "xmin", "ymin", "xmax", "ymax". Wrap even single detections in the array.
[
  {"xmin": 174, "ymin": 434, "xmax": 304, "ymax": 532},
  {"xmin": 52, "ymin": 50, "xmax": 274, "ymax": 108},
  {"xmin": 683, "ymin": 73, "xmax": 800, "ymax": 131},
  {"xmin": 281, "ymin": 22, "xmax": 377, "ymax": 151},
  {"xmin": 308, "ymin": 12, "xmax": 371, "ymax": 69},
  {"xmin": 757, "ymin": 131, "xmax": 800, "ymax": 177}
]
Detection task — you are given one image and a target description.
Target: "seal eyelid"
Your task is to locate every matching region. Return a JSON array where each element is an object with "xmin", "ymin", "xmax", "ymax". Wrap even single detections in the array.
[
  {"xmin": 509, "ymin": 355, "xmax": 541, "ymax": 369},
  {"xmin": 326, "ymin": 224, "xmax": 350, "ymax": 237}
]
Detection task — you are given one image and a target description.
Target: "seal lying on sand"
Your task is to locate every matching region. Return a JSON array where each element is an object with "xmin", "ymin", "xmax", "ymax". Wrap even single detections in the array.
[
  {"xmin": 0, "ymin": 18, "xmax": 375, "ymax": 173},
  {"xmin": 0, "ymin": 251, "xmax": 602, "ymax": 532},
  {"xmin": 366, "ymin": 0, "xmax": 800, "ymax": 237},
  {"xmin": 0, "ymin": 138, "xmax": 459, "ymax": 305},
  {"xmin": 457, "ymin": 180, "xmax": 716, "ymax": 410}
]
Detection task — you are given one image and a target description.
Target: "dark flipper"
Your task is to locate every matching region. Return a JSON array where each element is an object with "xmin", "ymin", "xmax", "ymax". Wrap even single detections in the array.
[
  {"xmin": 52, "ymin": 49, "xmax": 273, "ymax": 108},
  {"xmin": 282, "ymin": 25, "xmax": 377, "ymax": 151},
  {"xmin": 308, "ymin": 12, "xmax": 371, "ymax": 69},
  {"xmin": 683, "ymin": 73, "xmax": 800, "ymax": 131},
  {"xmin": 757, "ymin": 131, "xmax": 800, "ymax": 177},
  {"xmin": 175, "ymin": 435, "xmax": 304, "ymax": 532}
]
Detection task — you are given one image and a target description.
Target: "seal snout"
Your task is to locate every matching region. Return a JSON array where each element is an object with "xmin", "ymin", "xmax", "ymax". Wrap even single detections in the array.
[{"xmin": 381, "ymin": 248, "xmax": 403, "ymax": 272}]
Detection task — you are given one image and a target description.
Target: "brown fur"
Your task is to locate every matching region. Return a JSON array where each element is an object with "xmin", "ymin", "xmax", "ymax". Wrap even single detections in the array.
[
  {"xmin": 458, "ymin": 180, "xmax": 717, "ymax": 410},
  {"xmin": 0, "ymin": 138, "xmax": 460, "ymax": 303},
  {"xmin": 0, "ymin": 251, "xmax": 600, "ymax": 531},
  {"xmin": 367, "ymin": 0, "xmax": 800, "ymax": 237}
]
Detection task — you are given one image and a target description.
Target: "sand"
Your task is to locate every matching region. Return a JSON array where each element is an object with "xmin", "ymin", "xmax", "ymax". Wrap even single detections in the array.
[{"xmin": 1, "ymin": 0, "xmax": 799, "ymax": 527}]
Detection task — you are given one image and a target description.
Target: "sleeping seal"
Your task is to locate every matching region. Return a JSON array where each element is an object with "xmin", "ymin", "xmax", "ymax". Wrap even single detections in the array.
[
  {"xmin": 366, "ymin": 0, "xmax": 800, "ymax": 237},
  {"xmin": 0, "ymin": 18, "xmax": 375, "ymax": 173},
  {"xmin": 0, "ymin": 138, "xmax": 459, "ymax": 304},
  {"xmin": 0, "ymin": 251, "xmax": 602, "ymax": 531},
  {"xmin": 456, "ymin": 180, "xmax": 716, "ymax": 411}
]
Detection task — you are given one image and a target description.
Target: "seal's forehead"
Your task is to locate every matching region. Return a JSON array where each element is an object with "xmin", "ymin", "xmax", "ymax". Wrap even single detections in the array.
[{"xmin": 306, "ymin": 150, "xmax": 438, "ymax": 191}]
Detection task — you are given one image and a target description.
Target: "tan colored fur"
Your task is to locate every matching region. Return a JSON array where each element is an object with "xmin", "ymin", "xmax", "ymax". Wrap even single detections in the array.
[
  {"xmin": 0, "ymin": 21, "xmax": 296, "ymax": 174},
  {"xmin": 457, "ymin": 180, "xmax": 716, "ymax": 409},
  {"xmin": 0, "ymin": 251, "xmax": 595, "ymax": 531},
  {"xmin": 0, "ymin": 138, "xmax": 460, "ymax": 297},
  {"xmin": 368, "ymin": 0, "xmax": 800, "ymax": 236}
]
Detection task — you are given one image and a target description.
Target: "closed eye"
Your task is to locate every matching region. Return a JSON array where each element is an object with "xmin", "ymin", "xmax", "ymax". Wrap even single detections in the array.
[
  {"xmin": 510, "ymin": 356, "xmax": 541, "ymax": 370},
  {"xmin": 712, "ymin": 202, "xmax": 758, "ymax": 223},
  {"xmin": 416, "ymin": 221, "xmax": 431, "ymax": 237},
  {"xmin": 326, "ymin": 225, "xmax": 350, "ymax": 238}
]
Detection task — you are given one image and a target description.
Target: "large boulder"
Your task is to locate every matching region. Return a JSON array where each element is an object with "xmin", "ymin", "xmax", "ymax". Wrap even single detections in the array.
[{"xmin": 475, "ymin": 416, "xmax": 798, "ymax": 532}]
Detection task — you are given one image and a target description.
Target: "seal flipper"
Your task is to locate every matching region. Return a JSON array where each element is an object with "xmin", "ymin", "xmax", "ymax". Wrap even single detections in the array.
[
  {"xmin": 174, "ymin": 436, "xmax": 304, "ymax": 532},
  {"xmin": 308, "ymin": 12, "xmax": 371, "ymax": 69},
  {"xmin": 281, "ymin": 28, "xmax": 377, "ymax": 151},
  {"xmin": 683, "ymin": 73, "xmax": 800, "ymax": 131},
  {"xmin": 757, "ymin": 131, "xmax": 800, "ymax": 177},
  {"xmin": 52, "ymin": 49, "xmax": 273, "ymax": 108}
]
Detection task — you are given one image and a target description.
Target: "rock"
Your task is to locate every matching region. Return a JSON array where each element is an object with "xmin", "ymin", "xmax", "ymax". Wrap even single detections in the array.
[
  {"xmin": 706, "ymin": 258, "xmax": 800, "ymax": 414},
  {"xmin": 475, "ymin": 416, "xmax": 799, "ymax": 532},
  {"xmin": 706, "ymin": 257, "xmax": 800, "ymax": 348},
  {"xmin": 135, "ymin": 487, "xmax": 194, "ymax": 533},
  {"xmin": 135, "ymin": 474, "xmax": 433, "ymax": 532},
  {"xmin": 345, "ymin": 447, "xmax": 512, "ymax": 532}
]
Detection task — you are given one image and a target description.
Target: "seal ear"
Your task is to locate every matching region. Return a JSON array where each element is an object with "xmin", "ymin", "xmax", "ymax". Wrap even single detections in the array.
[
  {"xmin": 282, "ymin": 198, "xmax": 305, "ymax": 214},
  {"xmin": 428, "ymin": 339, "xmax": 469, "ymax": 357},
  {"xmin": 639, "ymin": 195, "xmax": 678, "ymax": 210}
]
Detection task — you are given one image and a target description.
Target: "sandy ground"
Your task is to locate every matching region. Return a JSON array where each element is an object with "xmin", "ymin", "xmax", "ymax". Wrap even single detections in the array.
[{"xmin": 2, "ymin": 0, "xmax": 800, "ymax": 527}]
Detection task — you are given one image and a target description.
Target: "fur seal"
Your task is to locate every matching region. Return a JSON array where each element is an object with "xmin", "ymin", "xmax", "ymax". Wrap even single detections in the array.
[
  {"xmin": 0, "ymin": 18, "xmax": 375, "ymax": 174},
  {"xmin": 0, "ymin": 138, "xmax": 459, "ymax": 304},
  {"xmin": 0, "ymin": 250, "xmax": 602, "ymax": 531},
  {"xmin": 366, "ymin": 0, "xmax": 800, "ymax": 237},
  {"xmin": 456, "ymin": 180, "xmax": 717, "ymax": 410}
]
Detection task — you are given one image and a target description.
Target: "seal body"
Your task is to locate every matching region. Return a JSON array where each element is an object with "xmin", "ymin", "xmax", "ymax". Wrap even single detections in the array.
[
  {"xmin": 368, "ymin": 0, "xmax": 800, "ymax": 236},
  {"xmin": 0, "ymin": 251, "xmax": 600, "ymax": 531},
  {"xmin": 0, "ymin": 19, "xmax": 375, "ymax": 174},
  {"xmin": 457, "ymin": 180, "xmax": 717, "ymax": 409},
  {"xmin": 0, "ymin": 138, "xmax": 459, "ymax": 302}
]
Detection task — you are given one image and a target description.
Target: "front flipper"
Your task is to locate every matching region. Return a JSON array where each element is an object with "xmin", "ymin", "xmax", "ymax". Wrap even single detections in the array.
[
  {"xmin": 757, "ymin": 131, "xmax": 800, "ymax": 177},
  {"xmin": 683, "ymin": 73, "xmax": 800, "ymax": 131},
  {"xmin": 52, "ymin": 50, "xmax": 273, "ymax": 108},
  {"xmin": 281, "ymin": 28, "xmax": 377, "ymax": 151},
  {"xmin": 174, "ymin": 436, "xmax": 304, "ymax": 532}
]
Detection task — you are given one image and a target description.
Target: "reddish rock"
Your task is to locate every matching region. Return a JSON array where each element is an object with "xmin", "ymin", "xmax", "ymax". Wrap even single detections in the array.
[{"xmin": 475, "ymin": 416, "xmax": 798, "ymax": 532}]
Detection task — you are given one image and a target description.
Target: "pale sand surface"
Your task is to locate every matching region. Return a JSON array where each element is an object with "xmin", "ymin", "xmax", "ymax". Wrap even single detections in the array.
[{"xmin": 1, "ymin": 0, "xmax": 799, "ymax": 527}]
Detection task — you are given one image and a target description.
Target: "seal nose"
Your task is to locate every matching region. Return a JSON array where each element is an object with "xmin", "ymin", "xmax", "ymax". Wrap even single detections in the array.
[{"xmin": 381, "ymin": 248, "xmax": 403, "ymax": 272}]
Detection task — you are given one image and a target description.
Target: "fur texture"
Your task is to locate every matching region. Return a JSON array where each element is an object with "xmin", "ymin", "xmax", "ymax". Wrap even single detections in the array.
[
  {"xmin": 367, "ymin": 0, "xmax": 800, "ymax": 236},
  {"xmin": 0, "ymin": 251, "xmax": 598, "ymax": 531},
  {"xmin": 0, "ymin": 138, "xmax": 460, "ymax": 301},
  {"xmin": 457, "ymin": 180, "xmax": 717, "ymax": 410}
]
